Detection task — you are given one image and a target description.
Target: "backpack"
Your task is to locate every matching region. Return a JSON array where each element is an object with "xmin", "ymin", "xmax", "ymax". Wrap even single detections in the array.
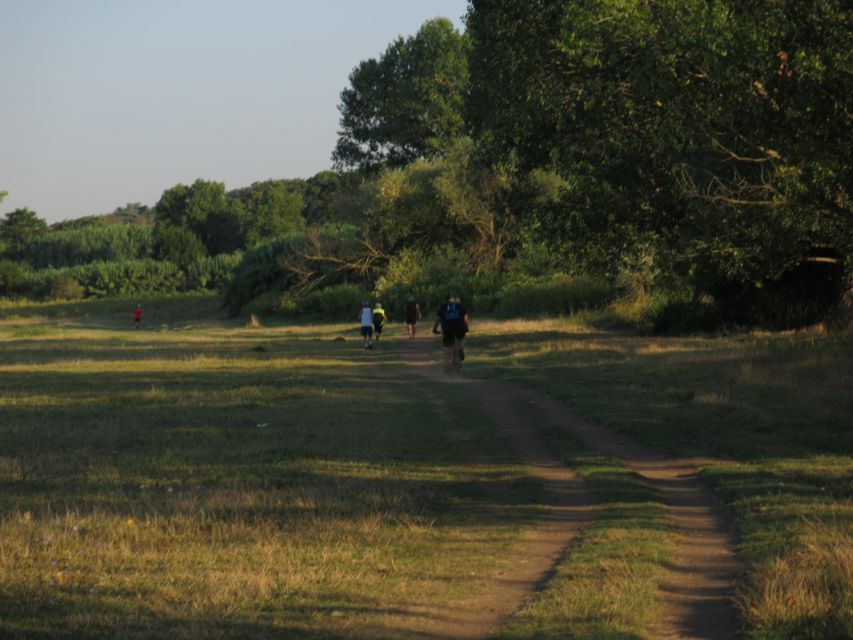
[{"xmin": 444, "ymin": 302, "xmax": 461, "ymax": 321}]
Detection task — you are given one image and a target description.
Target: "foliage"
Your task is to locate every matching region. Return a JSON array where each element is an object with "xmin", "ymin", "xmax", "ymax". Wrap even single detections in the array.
[
  {"xmin": 302, "ymin": 170, "xmax": 366, "ymax": 226},
  {"xmin": 285, "ymin": 283, "xmax": 369, "ymax": 322},
  {"xmin": 491, "ymin": 274, "xmax": 615, "ymax": 319},
  {"xmin": 50, "ymin": 215, "xmax": 109, "ymax": 231},
  {"xmin": 103, "ymin": 202, "xmax": 155, "ymax": 226},
  {"xmin": 184, "ymin": 253, "xmax": 242, "ymax": 291},
  {"xmin": 222, "ymin": 231, "xmax": 379, "ymax": 315},
  {"xmin": 366, "ymin": 160, "xmax": 453, "ymax": 252},
  {"xmin": 434, "ymin": 138, "xmax": 517, "ymax": 271},
  {"xmin": 365, "ymin": 142, "xmax": 521, "ymax": 273},
  {"xmin": 0, "ymin": 259, "xmax": 30, "ymax": 296},
  {"xmin": 242, "ymin": 290, "xmax": 286, "ymax": 317},
  {"xmin": 23, "ymin": 224, "xmax": 154, "ymax": 268},
  {"xmin": 464, "ymin": 0, "xmax": 853, "ymax": 322},
  {"xmin": 333, "ymin": 18, "xmax": 469, "ymax": 172},
  {"xmin": 25, "ymin": 259, "xmax": 184, "ymax": 299},
  {"xmin": 0, "ymin": 208, "xmax": 49, "ymax": 258},
  {"xmin": 375, "ymin": 246, "xmax": 614, "ymax": 318},
  {"xmin": 376, "ymin": 244, "xmax": 472, "ymax": 293},
  {"xmin": 228, "ymin": 179, "xmax": 306, "ymax": 247},
  {"xmin": 154, "ymin": 179, "xmax": 242, "ymax": 254},
  {"xmin": 48, "ymin": 276, "xmax": 85, "ymax": 301},
  {"xmin": 153, "ymin": 224, "xmax": 207, "ymax": 269}
]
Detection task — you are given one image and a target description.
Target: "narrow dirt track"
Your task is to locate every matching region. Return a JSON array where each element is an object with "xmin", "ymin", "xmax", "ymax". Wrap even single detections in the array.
[
  {"xmin": 392, "ymin": 341, "xmax": 598, "ymax": 639},
  {"xmin": 395, "ymin": 337, "xmax": 742, "ymax": 639}
]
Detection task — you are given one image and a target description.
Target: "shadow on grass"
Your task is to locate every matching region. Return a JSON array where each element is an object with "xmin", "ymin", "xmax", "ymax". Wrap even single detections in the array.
[
  {"xmin": 0, "ymin": 590, "xmax": 464, "ymax": 640},
  {"xmin": 466, "ymin": 329, "xmax": 853, "ymax": 460}
]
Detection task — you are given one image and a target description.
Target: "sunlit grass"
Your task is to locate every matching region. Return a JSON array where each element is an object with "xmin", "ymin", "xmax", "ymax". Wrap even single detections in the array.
[
  {"xmin": 2, "ymin": 297, "xmax": 850, "ymax": 638},
  {"xmin": 466, "ymin": 320, "xmax": 853, "ymax": 639},
  {"xmin": 0, "ymin": 302, "xmax": 544, "ymax": 639}
]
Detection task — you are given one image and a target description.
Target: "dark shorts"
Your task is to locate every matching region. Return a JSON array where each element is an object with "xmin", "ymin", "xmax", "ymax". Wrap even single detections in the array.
[
  {"xmin": 373, "ymin": 322, "xmax": 384, "ymax": 334},
  {"xmin": 406, "ymin": 314, "xmax": 417, "ymax": 325},
  {"xmin": 360, "ymin": 326, "xmax": 373, "ymax": 337},
  {"xmin": 441, "ymin": 321, "xmax": 467, "ymax": 347}
]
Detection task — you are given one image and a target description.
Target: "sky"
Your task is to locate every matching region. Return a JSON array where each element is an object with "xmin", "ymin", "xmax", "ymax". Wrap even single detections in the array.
[{"xmin": 0, "ymin": 0, "xmax": 469, "ymax": 223}]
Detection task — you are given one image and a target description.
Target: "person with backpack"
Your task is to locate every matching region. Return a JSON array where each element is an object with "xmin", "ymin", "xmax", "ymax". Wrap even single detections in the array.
[
  {"xmin": 432, "ymin": 293, "xmax": 468, "ymax": 373},
  {"xmin": 404, "ymin": 296, "xmax": 422, "ymax": 340},
  {"xmin": 358, "ymin": 301, "xmax": 374, "ymax": 349},
  {"xmin": 372, "ymin": 302, "xmax": 388, "ymax": 342}
]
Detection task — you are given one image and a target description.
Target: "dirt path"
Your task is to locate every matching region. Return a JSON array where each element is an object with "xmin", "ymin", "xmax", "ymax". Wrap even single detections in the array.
[
  {"xmin": 391, "ymin": 342, "xmax": 598, "ymax": 639},
  {"xmin": 395, "ymin": 337, "xmax": 742, "ymax": 639}
]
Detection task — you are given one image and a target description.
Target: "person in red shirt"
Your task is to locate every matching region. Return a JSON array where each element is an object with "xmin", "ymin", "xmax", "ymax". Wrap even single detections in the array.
[{"xmin": 133, "ymin": 304, "xmax": 142, "ymax": 329}]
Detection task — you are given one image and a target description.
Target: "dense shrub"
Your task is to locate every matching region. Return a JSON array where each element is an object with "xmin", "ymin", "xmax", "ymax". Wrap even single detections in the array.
[
  {"xmin": 23, "ymin": 225, "xmax": 154, "ymax": 268},
  {"xmin": 223, "ymin": 231, "xmax": 371, "ymax": 315},
  {"xmin": 243, "ymin": 291, "xmax": 285, "ymax": 317},
  {"xmin": 293, "ymin": 284, "xmax": 370, "ymax": 321},
  {"xmin": 491, "ymin": 274, "xmax": 616, "ymax": 318},
  {"xmin": 26, "ymin": 259, "xmax": 184, "ymax": 299},
  {"xmin": 376, "ymin": 249, "xmax": 615, "ymax": 319},
  {"xmin": 153, "ymin": 224, "xmax": 206, "ymax": 269},
  {"xmin": 651, "ymin": 296, "xmax": 724, "ymax": 334},
  {"xmin": 49, "ymin": 276, "xmax": 85, "ymax": 300},
  {"xmin": 0, "ymin": 259, "xmax": 30, "ymax": 296},
  {"xmin": 186, "ymin": 253, "xmax": 242, "ymax": 290}
]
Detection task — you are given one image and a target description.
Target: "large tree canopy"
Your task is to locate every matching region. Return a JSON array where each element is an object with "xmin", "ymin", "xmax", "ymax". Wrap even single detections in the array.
[
  {"xmin": 228, "ymin": 179, "xmax": 306, "ymax": 248},
  {"xmin": 0, "ymin": 208, "xmax": 49, "ymax": 258},
  {"xmin": 333, "ymin": 17, "xmax": 470, "ymax": 173},
  {"xmin": 465, "ymin": 0, "xmax": 853, "ymax": 286}
]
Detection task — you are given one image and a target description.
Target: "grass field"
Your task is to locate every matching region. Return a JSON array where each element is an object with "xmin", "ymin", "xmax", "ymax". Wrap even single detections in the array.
[
  {"xmin": 0, "ymin": 296, "xmax": 545, "ymax": 639},
  {"xmin": 0, "ymin": 296, "xmax": 850, "ymax": 639},
  {"xmin": 466, "ymin": 318, "xmax": 853, "ymax": 640}
]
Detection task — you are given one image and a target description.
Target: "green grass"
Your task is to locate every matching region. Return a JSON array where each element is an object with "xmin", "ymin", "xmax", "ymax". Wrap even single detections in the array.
[
  {"xmin": 0, "ymin": 300, "xmax": 545, "ymax": 639},
  {"xmin": 497, "ymin": 446, "xmax": 670, "ymax": 639},
  {"xmin": 1, "ymin": 300, "xmax": 850, "ymax": 638},
  {"xmin": 466, "ymin": 318, "xmax": 853, "ymax": 639}
]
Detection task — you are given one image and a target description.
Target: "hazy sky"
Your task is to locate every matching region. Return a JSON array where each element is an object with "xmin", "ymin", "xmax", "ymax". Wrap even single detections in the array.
[{"xmin": 1, "ymin": 0, "xmax": 469, "ymax": 223}]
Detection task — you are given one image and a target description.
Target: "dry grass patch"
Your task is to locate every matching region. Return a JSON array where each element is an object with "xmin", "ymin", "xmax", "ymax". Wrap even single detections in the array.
[{"xmin": 739, "ymin": 517, "xmax": 853, "ymax": 639}]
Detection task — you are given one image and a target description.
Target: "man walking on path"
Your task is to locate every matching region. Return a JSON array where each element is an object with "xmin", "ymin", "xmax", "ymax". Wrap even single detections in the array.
[
  {"xmin": 359, "ymin": 301, "xmax": 374, "ymax": 349},
  {"xmin": 432, "ymin": 294, "xmax": 468, "ymax": 372},
  {"xmin": 404, "ymin": 297, "xmax": 422, "ymax": 339},
  {"xmin": 133, "ymin": 304, "xmax": 142, "ymax": 329}
]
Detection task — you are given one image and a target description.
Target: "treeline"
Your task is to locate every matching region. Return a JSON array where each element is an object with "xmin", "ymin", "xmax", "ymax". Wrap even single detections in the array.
[
  {"xmin": 2, "ymin": 2, "xmax": 850, "ymax": 330},
  {"xmin": 230, "ymin": 3, "xmax": 851, "ymax": 330},
  {"xmin": 0, "ymin": 173, "xmax": 362, "ymax": 302}
]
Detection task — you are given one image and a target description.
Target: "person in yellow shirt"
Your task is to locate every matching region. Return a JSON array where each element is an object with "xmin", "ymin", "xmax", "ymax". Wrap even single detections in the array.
[{"xmin": 372, "ymin": 302, "xmax": 388, "ymax": 342}]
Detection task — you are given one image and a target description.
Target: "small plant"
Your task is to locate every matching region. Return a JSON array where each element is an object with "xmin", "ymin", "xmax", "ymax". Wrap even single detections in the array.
[{"xmin": 49, "ymin": 275, "xmax": 85, "ymax": 300}]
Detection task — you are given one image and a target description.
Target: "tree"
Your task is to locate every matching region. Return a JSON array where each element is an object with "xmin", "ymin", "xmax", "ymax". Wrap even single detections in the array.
[
  {"xmin": 153, "ymin": 224, "xmax": 207, "ymax": 270},
  {"xmin": 365, "ymin": 159, "xmax": 453, "ymax": 253},
  {"xmin": 302, "ymin": 171, "xmax": 366, "ymax": 226},
  {"xmin": 465, "ymin": 0, "xmax": 853, "ymax": 288},
  {"xmin": 154, "ymin": 179, "xmax": 240, "ymax": 254},
  {"xmin": 0, "ymin": 208, "xmax": 49, "ymax": 258},
  {"xmin": 434, "ymin": 138, "xmax": 517, "ymax": 272},
  {"xmin": 228, "ymin": 179, "xmax": 306, "ymax": 247},
  {"xmin": 0, "ymin": 259, "xmax": 29, "ymax": 295},
  {"xmin": 333, "ymin": 17, "xmax": 470, "ymax": 172},
  {"xmin": 155, "ymin": 180, "xmax": 228, "ymax": 230}
]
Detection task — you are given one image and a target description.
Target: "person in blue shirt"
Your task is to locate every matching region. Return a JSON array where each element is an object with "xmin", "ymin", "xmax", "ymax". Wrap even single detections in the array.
[{"xmin": 432, "ymin": 293, "xmax": 468, "ymax": 372}]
